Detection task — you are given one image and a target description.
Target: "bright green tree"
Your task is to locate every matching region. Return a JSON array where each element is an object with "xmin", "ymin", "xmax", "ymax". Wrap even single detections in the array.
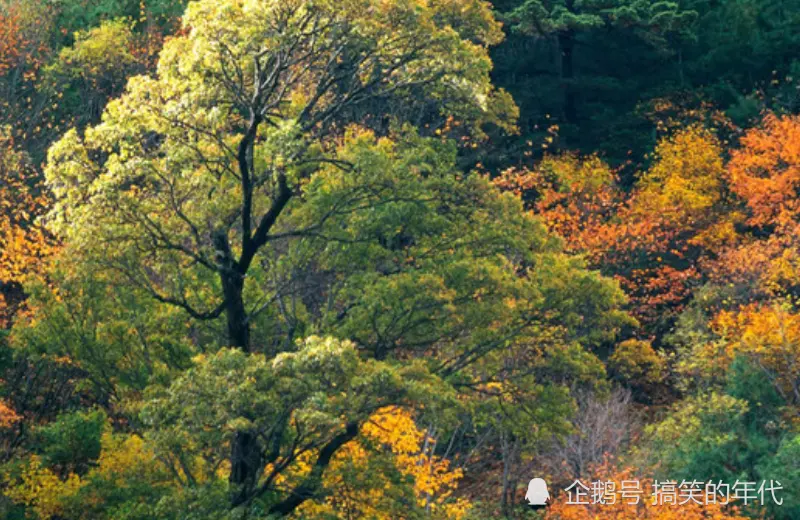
[{"xmin": 36, "ymin": 0, "xmax": 631, "ymax": 516}]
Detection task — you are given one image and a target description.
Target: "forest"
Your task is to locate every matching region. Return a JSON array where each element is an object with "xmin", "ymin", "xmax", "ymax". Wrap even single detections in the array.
[{"xmin": 1, "ymin": 0, "xmax": 799, "ymax": 518}]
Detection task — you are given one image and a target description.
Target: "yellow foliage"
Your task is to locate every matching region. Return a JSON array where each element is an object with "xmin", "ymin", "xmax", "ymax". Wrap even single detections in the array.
[
  {"xmin": 0, "ymin": 127, "xmax": 56, "ymax": 326},
  {"xmin": 93, "ymin": 432, "xmax": 158, "ymax": 485},
  {"xmin": 633, "ymin": 125, "xmax": 725, "ymax": 223},
  {"xmin": 4, "ymin": 455, "xmax": 83, "ymax": 520},
  {"xmin": 299, "ymin": 407, "xmax": 469, "ymax": 519},
  {"xmin": 684, "ymin": 304, "xmax": 800, "ymax": 405},
  {"xmin": 364, "ymin": 407, "xmax": 465, "ymax": 511},
  {"xmin": 609, "ymin": 339, "xmax": 665, "ymax": 386},
  {"xmin": 4, "ymin": 432, "xmax": 171, "ymax": 517}
]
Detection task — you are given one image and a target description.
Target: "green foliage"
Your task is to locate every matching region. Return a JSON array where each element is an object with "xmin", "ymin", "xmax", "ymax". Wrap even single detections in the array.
[
  {"xmin": 63, "ymin": 432, "xmax": 179, "ymax": 520},
  {"xmin": 44, "ymin": 19, "xmax": 142, "ymax": 127},
  {"xmin": 726, "ymin": 357, "xmax": 785, "ymax": 433},
  {"xmin": 758, "ymin": 434, "xmax": 800, "ymax": 520},
  {"xmin": 141, "ymin": 336, "xmax": 454, "ymax": 514},
  {"xmin": 488, "ymin": 0, "xmax": 799, "ymax": 167},
  {"xmin": 11, "ymin": 0, "xmax": 800, "ymax": 516},
  {"xmin": 491, "ymin": 0, "xmax": 697, "ymax": 161},
  {"xmin": 609, "ymin": 339, "xmax": 665, "ymax": 388},
  {"xmin": 644, "ymin": 392, "xmax": 750, "ymax": 481},
  {"xmin": 13, "ymin": 265, "xmax": 196, "ymax": 398},
  {"xmin": 683, "ymin": 0, "xmax": 800, "ymax": 99},
  {"xmin": 507, "ymin": 0, "xmax": 694, "ymax": 39},
  {"xmin": 644, "ymin": 358, "xmax": 786, "ymax": 485},
  {"xmin": 27, "ymin": 1, "xmax": 630, "ymax": 513},
  {"xmin": 50, "ymin": 0, "xmax": 185, "ymax": 45},
  {"xmin": 36, "ymin": 409, "xmax": 106, "ymax": 473}
]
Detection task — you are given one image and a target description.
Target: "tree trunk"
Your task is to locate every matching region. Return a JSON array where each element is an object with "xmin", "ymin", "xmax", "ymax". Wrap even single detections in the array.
[
  {"xmin": 213, "ymin": 229, "xmax": 262, "ymax": 506},
  {"xmin": 221, "ymin": 271, "xmax": 250, "ymax": 352},
  {"xmin": 500, "ymin": 433, "xmax": 512, "ymax": 516},
  {"xmin": 221, "ymin": 271, "xmax": 262, "ymax": 506},
  {"xmin": 230, "ymin": 430, "xmax": 263, "ymax": 507},
  {"xmin": 559, "ymin": 29, "xmax": 577, "ymax": 125}
]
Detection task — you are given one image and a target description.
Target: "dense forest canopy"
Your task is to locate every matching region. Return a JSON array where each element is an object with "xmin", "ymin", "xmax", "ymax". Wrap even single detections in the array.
[{"xmin": 1, "ymin": 0, "xmax": 799, "ymax": 518}]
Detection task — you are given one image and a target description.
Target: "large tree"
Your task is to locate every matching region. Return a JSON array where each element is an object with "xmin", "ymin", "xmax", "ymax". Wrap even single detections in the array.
[
  {"xmin": 46, "ymin": 0, "xmax": 511, "ymax": 356},
  {"xmin": 39, "ymin": 0, "xmax": 627, "ymax": 516}
]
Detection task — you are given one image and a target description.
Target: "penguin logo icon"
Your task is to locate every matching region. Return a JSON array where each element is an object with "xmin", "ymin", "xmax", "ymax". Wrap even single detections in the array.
[{"xmin": 525, "ymin": 478, "xmax": 550, "ymax": 507}]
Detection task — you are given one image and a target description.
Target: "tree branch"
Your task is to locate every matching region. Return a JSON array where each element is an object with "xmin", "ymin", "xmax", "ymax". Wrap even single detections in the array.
[{"xmin": 266, "ymin": 421, "xmax": 360, "ymax": 516}]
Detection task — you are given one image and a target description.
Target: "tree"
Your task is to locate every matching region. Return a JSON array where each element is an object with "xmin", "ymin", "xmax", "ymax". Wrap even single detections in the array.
[
  {"xmin": 681, "ymin": 0, "xmax": 800, "ymax": 118},
  {"xmin": 11, "ymin": 254, "xmax": 197, "ymax": 400},
  {"xmin": 644, "ymin": 353, "xmax": 786, "ymax": 488},
  {"xmin": 49, "ymin": 0, "xmax": 186, "ymax": 47},
  {"xmin": 1, "ymin": 0, "xmax": 186, "ymax": 163},
  {"xmin": 684, "ymin": 304, "xmax": 800, "ymax": 407},
  {"xmin": 0, "ymin": 399, "xmax": 21, "ymax": 430},
  {"xmin": 503, "ymin": 0, "xmax": 696, "ymax": 126},
  {"xmin": 610, "ymin": 125, "xmax": 729, "ymax": 333},
  {"xmin": 40, "ymin": 0, "xmax": 631, "ymax": 515},
  {"xmin": 4, "ymin": 429, "xmax": 175, "ymax": 520},
  {"xmin": 697, "ymin": 114, "xmax": 800, "ymax": 305},
  {"xmin": 494, "ymin": 153, "xmax": 621, "ymax": 258},
  {"xmin": 758, "ymin": 434, "xmax": 800, "ymax": 520},
  {"xmin": 0, "ymin": 3, "xmax": 22, "ymax": 77},
  {"xmin": 643, "ymin": 392, "xmax": 751, "ymax": 481},
  {"xmin": 608, "ymin": 339, "xmax": 665, "ymax": 392},
  {"xmin": 538, "ymin": 388, "xmax": 638, "ymax": 485},
  {"xmin": 299, "ymin": 406, "xmax": 471, "ymax": 519},
  {"xmin": 44, "ymin": 0, "xmax": 512, "ymax": 507},
  {"xmin": 45, "ymin": 0, "xmax": 510, "ymax": 356},
  {"xmin": 0, "ymin": 1, "xmax": 57, "ymax": 158},
  {"xmin": 43, "ymin": 19, "xmax": 149, "ymax": 132},
  {"xmin": 40, "ymin": 122, "xmax": 628, "ymax": 515},
  {"xmin": 727, "ymin": 114, "xmax": 800, "ymax": 229}
]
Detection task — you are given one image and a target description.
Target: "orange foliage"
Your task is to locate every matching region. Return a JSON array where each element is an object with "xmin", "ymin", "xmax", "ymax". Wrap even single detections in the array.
[
  {"xmin": 0, "ymin": 129, "xmax": 54, "ymax": 326},
  {"xmin": 495, "ymin": 154, "xmax": 620, "ymax": 257},
  {"xmin": 709, "ymin": 114, "xmax": 800, "ymax": 297},
  {"xmin": 497, "ymin": 126, "xmax": 730, "ymax": 331},
  {"xmin": 728, "ymin": 114, "xmax": 800, "ymax": 229},
  {"xmin": 610, "ymin": 126, "xmax": 728, "ymax": 324},
  {"xmin": 0, "ymin": 1, "xmax": 53, "ymax": 135},
  {"xmin": 0, "ymin": 399, "xmax": 22, "ymax": 429},
  {"xmin": 0, "ymin": 5, "xmax": 22, "ymax": 76}
]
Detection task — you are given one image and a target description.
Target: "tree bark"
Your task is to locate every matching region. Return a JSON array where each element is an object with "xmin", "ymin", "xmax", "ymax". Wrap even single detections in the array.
[
  {"xmin": 221, "ymin": 271, "xmax": 250, "ymax": 352},
  {"xmin": 222, "ymin": 267, "xmax": 260, "ymax": 506},
  {"xmin": 558, "ymin": 29, "xmax": 577, "ymax": 125},
  {"xmin": 213, "ymin": 229, "xmax": 263, "ymax": 505},
  {"xmin": 230, "ymin": 430, "xmax": 263, "ymax": 507}
]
